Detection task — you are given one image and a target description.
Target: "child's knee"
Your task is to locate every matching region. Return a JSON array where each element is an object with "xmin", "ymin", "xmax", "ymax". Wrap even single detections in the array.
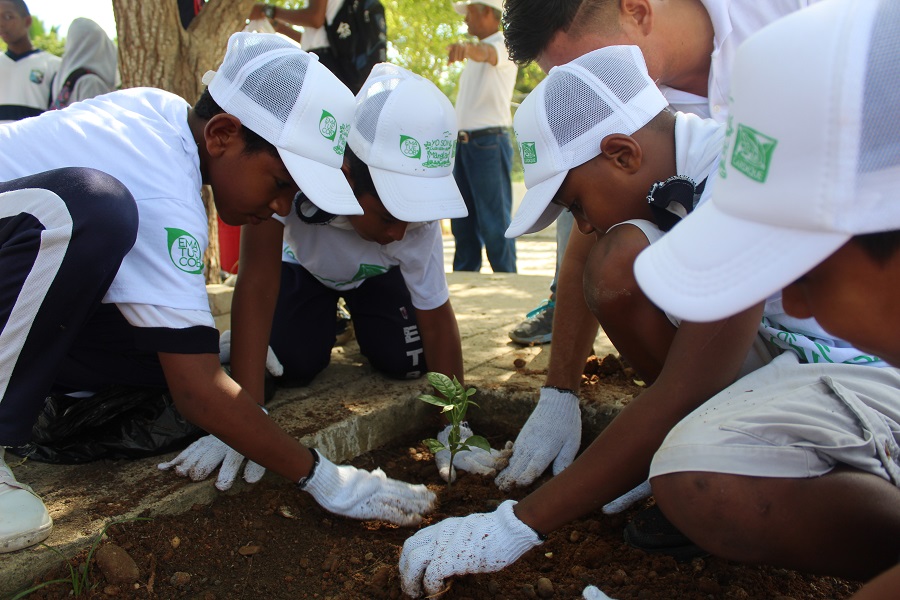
[{"xmin": 584, "ymin": 226, "xmax": 650, "ymax": 316}]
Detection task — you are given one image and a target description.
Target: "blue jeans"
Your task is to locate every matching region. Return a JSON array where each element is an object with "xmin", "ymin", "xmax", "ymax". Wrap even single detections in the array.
[
  {"xmin": 451, "ymin": 131, "xmax": 516, "ymax": 273},
  {"xmin": 550, "ymin": 209, "xmax": 575, "ymax": 296}
]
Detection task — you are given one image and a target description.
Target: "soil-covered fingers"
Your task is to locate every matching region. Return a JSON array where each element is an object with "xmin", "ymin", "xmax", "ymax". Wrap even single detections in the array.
[
  {"xmin": 158, "ymin": 435, "xmax": 228, "ymax": 481},
  {"xmin": 494, "ymin": 447, "xmax": 549, "ymax": 491},
  {"xmin": 398, "ymin": 525, "xmax": 438, "ymax": 597},
  {"xmin": 215, "ymin": 448, "xmax": 245, "ymax": 490},
  {"xmin": 243, "ymin": 460, "xmax": 266, "ymax": 484}
]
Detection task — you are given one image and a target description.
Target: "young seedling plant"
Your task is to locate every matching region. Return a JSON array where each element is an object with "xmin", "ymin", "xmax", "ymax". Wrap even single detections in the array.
[{"xmin": 419, "ymin": 372, "xmax": 490, "ymax": 486}]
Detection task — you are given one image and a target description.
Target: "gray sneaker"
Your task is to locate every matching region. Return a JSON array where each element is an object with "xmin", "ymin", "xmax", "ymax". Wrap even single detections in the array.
[{"xmin": 509, "ymin": 299, "xmax": 555, "ymax": 345}]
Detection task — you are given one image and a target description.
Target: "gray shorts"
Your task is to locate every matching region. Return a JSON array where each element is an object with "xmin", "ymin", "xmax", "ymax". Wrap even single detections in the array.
[{"xmin": 650, "ymin": 352, "xmax": 900, "ymax": 485}]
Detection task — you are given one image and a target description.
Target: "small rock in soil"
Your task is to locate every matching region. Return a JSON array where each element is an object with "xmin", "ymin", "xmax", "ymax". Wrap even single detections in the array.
[
  {"xmin": 536, "ymin": 577, "xmax": 554, "ymax": 598},
  {"xmin": 238, "ymin": 544, "xmax": 261, "ymax": 556},
  {"xmin": 568, "ymin": 530, "xmax": 580, "ymax": 543},
  {"xmin": 170, "ymin": 535, "xmax": 181, "ymax": 548},
  {"xmin": 522, "ymin": 583, "xmax": 537, "ymax": 598},
  {"xmin": 697, "ymin": 577, "xmax": 721, "ymax": 594},
  {"xmin": 103, "ymin": 584, "xmax": 121, "ymax": 596},
  {"xmin": 513, "ymin": 358, "xmax": 527, "ymax": 369},
  {"xmin": 170, "ymin": 571, "xmax": 191, "ymax": 587},
  {"xmin": 95, "ymin": 543, "xmax": 140, "ymax": 585}
]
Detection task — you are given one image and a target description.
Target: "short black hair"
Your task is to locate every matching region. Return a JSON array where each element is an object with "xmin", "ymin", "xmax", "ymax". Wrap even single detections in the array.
[
  {"xmin": 851, "ymin": 230, "xmax": 900, "ymax": 266},
  {"xmin": 503, "ymin": 0, "xmax": 585, "ymax": 65},
  {"xmin": 345, "ymin": 146, "xmax": 377, "ymax": 198},
  {"xmin": 192, "ymin": 88, "xmax": 278, "ymax": 157},
  {"xmin": 3, "ymin": 0, "xmax": 29, "ymax": 16}
]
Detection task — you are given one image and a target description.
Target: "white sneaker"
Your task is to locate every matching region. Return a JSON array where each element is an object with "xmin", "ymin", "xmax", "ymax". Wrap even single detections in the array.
[{"xmin": 0, "ymin": 448, "xmax": 52, "ymax": 552}]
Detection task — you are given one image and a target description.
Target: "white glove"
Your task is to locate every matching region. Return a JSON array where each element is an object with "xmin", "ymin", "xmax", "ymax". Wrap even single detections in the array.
[
  {"xmin": 434, "ymin": 423, "xmax": 513, "ymax": 483},
  {"xmin": 583, "ymin": 585, "xmax": 617, "ymax": 599},
  {"xmin": 400, "ymin": 499, "xmax": 542, "ymax": 598},
  {"xmin": 602, "ymin": 480, "xmax": 652, "ymax": 514},
  {"xmin": 301, "ymin": 450, "xmax": 435, "ymax": 526},
  {"xmin": 158, "ymin": 434, "xmax": 265, "ymax": 491},
  {"xmin": 218, "ymin": 329, "xmax": 283, "ymax": 377},
  {"xmin": 495, "ymin": 387, "xmax": 581, "ymax": 490}
]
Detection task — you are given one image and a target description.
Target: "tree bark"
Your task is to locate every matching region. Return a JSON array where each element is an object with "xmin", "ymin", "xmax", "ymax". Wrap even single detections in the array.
[{"xmin": 112, "ymin": 0, "xmax": 255, "ymax": 283}]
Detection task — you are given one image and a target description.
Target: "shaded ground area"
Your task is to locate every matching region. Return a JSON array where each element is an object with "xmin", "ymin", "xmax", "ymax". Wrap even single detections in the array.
[{"xmin": 14, "ymin": 357, "xmax": 863, "ymax": 600}]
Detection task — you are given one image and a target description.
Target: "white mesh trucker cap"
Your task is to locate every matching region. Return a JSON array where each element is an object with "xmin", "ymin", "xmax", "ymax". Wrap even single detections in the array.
[
  {"xmin": 453, "ymin": 0, "xmax": 504, "ymax": 16},
  {"xmin": 634, "ymin": 0, "xmax": 900, "ymax": 323},
  {"xmin": 348, "ymin": 63, "xmax": 467, "ymax": 222},
  {"xmin": 505, "ymin": 45, "xmax": 669, "ymax": 238},
  {"xmin": 202, "ymin": 32, "xmax": 362, "ymax": 215}
]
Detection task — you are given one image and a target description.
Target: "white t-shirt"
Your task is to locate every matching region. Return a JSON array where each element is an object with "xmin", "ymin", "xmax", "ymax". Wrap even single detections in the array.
[
  {"xmin": 0, "ymin": 88, "xmax": 214, "ymax": 333},
  {"xmin": 300, "ymin": 0, "xmax": 345, "ymax": 50},
  {"xmin": 662, "ymin": 0, "xmax": 818, "ymax": 121},
  {"xmin": 0, "ymin": 49, "xmax": 61, "ymax": 123},
  {"xmin": 279, "ymin": 217, "xmax": 450, "ymax": 311},
  {"xmin": 454, "ymin": 31, "xmax": 518, "ymax": 131}
]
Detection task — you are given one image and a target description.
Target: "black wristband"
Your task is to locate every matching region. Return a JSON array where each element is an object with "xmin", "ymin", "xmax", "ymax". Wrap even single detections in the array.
[
  {"xmin": 263, "ymin": 5, "xmax": 276, "ymax": 19},
  {"xmin": 543, "ymin": 385, "xmax": 578, "ymax": 396},
  {"xmin": 296, "ymin": 448, "xmax": 320, "ymax": 490}
]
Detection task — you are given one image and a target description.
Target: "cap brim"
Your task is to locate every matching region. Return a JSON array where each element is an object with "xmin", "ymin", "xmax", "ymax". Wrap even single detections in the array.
[
  {"xmin": 453, "ymin": 2, "xmax": 467, "ymax": 15},
  {"xmin": 634, "ymin": 199, "xmax": 849, "ymax": 323},
  {"xmin": 505, "ymin": 170, "xmax": 567, "ymax": 238},
  {"xmin": 369, "ymin": 166, "xmax": 468, "ymax": 222},
  {"xmin": 279, "ymin": 149, "xmax": 363, "ymax": 215}
]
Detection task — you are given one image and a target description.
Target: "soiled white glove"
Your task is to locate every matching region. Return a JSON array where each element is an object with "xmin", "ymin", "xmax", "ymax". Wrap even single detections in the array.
[
  {"xmin": 158, "ymin": 434, "xmax": 265, "ymax": 491},
  {"xmin": 399, "ymin": 499, "xmax": 542, "ymax": 598},
  {"xmin": 495, "ymin": 387, "xmax": 580, "ymax": 490},
  {"xmin": 218, "ymin": 329, "xmax": 283, "ymax": 377},
  {"xmin": 602, "ymin": 480, "xmax": 652, "ymax": 514},
  {"xmin": 583, "ymin": 585, "xmax": 617, "ymax": 599},
  {"xmin": 434, "ymin": 423, "xmax": 513, "ymax": 483},
  {"xmin": 302, "ymin": 450, "xmax": 435, "ymax": 526}
]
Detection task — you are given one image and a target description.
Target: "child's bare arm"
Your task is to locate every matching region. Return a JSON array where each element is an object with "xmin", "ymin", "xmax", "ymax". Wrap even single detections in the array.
[
  {"xmin": 229, "ymin": 218, "xmax": 284, "ymax": 405},
  {"xmin": 513, "ymin": 301, "xmax": 766, "ymax": 534}
]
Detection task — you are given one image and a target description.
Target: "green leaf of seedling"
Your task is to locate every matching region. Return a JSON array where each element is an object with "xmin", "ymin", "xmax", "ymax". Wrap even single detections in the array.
[
  {"xmin": 466, "ymin": 387, "xmax": 477, "ymax": 397},
  {"xmin": 427, "ymin": 372, "xmax": 456, "ymax": 399},
  {"xmin": 419, "ymin": 394, "xmax": 450, "ymax": 407},
  {"xmin": 422, "ymin": 438, "xmax": 447, "ymax": 454},
  {"xmin": 464, "ymin": 435, "xmax": 491, "ymax": 453},
  {"xmin": 440, "ymin": 404, "xmax": 455, "ymax": 414}
]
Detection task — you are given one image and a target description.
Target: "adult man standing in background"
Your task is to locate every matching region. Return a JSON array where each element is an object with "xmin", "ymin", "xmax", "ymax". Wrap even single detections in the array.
[{"xmin": 448, "ymin": 0, "xmax": 518, "ymax": 274}]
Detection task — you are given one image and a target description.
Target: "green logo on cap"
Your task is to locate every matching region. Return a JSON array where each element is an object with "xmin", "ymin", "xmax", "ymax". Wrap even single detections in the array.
[
  {"xmin": 400, "ymin": 135, "xmax": 421, "ymax": 158},
  {"xmin": 319, "ymin": 110, "xmax": 338, "ymax": 141},
  {"xmin": 521, "ymin": 142, "xmax": 537, "ymax": 165},
  {"xmin": 422, "ymin": 134, "xmax": 454, "ymax": 168},
  {"xmin": 730, "ymin": 124, "xmax": 777, "ymax": 183},
  {"xmin": 166, "ymin": 227, "xmax": 203, "ymax": 274},
  {"xmin": 334, "ymin": 123, "xmax": 349, "ymax": 156}
]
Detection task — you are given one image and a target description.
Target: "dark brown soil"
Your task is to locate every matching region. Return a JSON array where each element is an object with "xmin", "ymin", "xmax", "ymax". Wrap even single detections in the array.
[{"xmin": 16, "ymin": 356, "xmax": 864, "ymax": 600}]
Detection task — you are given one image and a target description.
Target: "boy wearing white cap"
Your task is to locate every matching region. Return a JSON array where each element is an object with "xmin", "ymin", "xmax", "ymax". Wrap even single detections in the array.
[
  {"xmin": 0, "ymin": 33, "xmax": 436, "ymax": 554},
  {"xmin": 225, "ymin": 63, "xmax": 512, "ymax": 484},
  {"xmin": 498, "ymin": 0, "xmax": 821, "ymax": 492},
  {"xmin": 398, "ymin": 41, "xmax": 887, "ymax": 597},
  {"xmin": 633, "ymin": 0, "xmax": 900, "ymax": 590}
]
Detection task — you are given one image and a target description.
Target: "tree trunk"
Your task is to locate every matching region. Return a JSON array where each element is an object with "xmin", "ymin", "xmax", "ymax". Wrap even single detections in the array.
[{"xmin": 112, "ymin": 0, "xmax": 256, "ymax": 283}]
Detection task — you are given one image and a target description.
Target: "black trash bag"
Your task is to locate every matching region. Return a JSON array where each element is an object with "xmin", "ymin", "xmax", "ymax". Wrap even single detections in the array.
[
  {"xmin": 9, "ymin": 368, "xmax": 277, "ymax": 465},
  {"xmin": 9, "ymin": 386, "xmax": 204, "ymax": 464}
]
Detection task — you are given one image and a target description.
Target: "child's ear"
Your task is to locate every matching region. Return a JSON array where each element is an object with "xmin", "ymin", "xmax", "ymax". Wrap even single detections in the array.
[
  {"xmin": 620, "ymin": 0, "xmax": 653, "ymax": 36},
  {"xmin": 204, "ymin": 114, "xmax": 243, "ymax": 157},
  {"xmin": 599, "ymin": 134, "xmax": 642, "ymax": 174}
]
